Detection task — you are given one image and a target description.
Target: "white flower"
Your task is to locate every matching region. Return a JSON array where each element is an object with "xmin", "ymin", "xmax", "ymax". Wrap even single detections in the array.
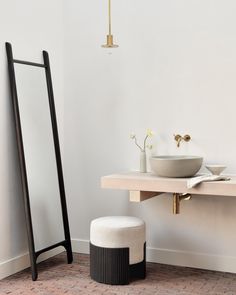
[{"xmin": 130, "ymin": 133, "xmax": 136, "ymax": 139}]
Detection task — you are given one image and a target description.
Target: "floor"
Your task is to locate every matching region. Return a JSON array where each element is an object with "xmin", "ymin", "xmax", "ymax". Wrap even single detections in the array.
[{"xmin": 1, "ymin": 253, "xmax": 236, "ymax": 295}]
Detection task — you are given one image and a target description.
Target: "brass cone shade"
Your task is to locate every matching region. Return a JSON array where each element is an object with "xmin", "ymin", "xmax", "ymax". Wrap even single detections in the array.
[
  {"xmin": 102, "ymin": 0, "xmax": 119, "ymax": 48},
  {"xmin": 102, "ymin": 35, "xmax": 119, "ymax": 48}
]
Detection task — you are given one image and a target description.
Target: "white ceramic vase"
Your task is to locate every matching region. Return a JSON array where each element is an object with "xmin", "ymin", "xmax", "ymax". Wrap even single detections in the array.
[{"xmin": 140, "ymin": 150, "xmax": 147, "ymax": 173}]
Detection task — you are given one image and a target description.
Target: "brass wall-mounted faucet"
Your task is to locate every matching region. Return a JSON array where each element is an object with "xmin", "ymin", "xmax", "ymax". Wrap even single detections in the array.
[{"xmin": 174, "ymin": 134, "xmax": 191, "ymax": 148}]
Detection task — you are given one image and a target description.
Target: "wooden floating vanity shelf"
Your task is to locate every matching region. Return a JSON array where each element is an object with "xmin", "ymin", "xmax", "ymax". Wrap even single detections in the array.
[{"xmin": 101, "ymin": 172, "xmax": 236, "ymax": 214}]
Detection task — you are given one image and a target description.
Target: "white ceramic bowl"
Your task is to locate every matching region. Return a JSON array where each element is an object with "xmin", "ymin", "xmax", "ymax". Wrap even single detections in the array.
[{"xmin": 205, "ymin": 165, "xmax": 226, "ymax": 175}]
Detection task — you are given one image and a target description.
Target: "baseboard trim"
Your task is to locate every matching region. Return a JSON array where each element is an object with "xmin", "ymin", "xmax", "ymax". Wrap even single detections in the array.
[
  {"xmin": 0, "ymin": 247, "xmax": 64, "ymax": 280},
  {"xmin": 71, "ymin": 238, "xmax": 236, "ymax": 273},
  {"xmin": 72, "ymin": 238, "xmax": 90, "ymax": 254},
  {"xmin": 2, "ymin": 239, "xmax": 236, "ymax": 280}
]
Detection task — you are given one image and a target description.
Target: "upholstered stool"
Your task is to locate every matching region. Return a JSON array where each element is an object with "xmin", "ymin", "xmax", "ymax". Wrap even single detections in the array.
[{"xmin": 90, "ymin": 216, "xmax": 146, "ymax": 285}]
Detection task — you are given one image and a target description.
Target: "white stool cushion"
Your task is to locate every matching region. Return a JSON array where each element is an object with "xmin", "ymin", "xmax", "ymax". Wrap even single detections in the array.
[{"xmin": 90, "ymin": 216, "xmax": 145, "ymax": 265}]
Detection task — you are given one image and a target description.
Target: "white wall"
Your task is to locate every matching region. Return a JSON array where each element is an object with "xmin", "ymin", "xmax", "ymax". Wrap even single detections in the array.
[
  {"xmin": 0, "ymin": 0, "xmax": 64, "ymax": 278},
  {"xmin": 2, "ymin": 0, "xmax": 236, "ymax": 279},
  {"xmin": 64, "ymin": 0, "xmax": 236, "ymax": 272}
]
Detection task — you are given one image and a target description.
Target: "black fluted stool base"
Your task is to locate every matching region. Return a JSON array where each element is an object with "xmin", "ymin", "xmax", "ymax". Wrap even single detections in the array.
[{"xmin": 90, "ymin": 242, "xmax": 146, "ymax": 285}]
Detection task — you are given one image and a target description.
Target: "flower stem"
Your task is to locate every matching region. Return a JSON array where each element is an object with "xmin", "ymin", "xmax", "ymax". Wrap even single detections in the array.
[
  {"xmin": 134, "ymin": 136, "xmax": 143, "ymax": 151},
  {"xmin": 143, "ymin": 135, "xmax": 148, "ymax": 151}
]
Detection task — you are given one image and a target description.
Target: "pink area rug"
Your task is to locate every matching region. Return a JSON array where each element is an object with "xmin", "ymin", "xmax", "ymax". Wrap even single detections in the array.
[{"xmin": 1, "ymin": 252, "xmax": 236, "ymax": 295}]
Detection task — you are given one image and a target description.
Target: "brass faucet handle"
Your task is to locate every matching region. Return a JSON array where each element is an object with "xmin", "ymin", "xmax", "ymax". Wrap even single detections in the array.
[{"xmin": 183, "ymin": 134, "xmax": 191, "ymax": 142}]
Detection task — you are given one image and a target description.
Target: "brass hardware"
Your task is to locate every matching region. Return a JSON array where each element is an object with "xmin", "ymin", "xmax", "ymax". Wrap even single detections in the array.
[
  {"xmin": 174, "ymin": 134, "xmax": 191, "ymax": 148},
  {"xmin": 102, "ymin": 35, "xmax": 118, "ymax": 48},
  {"xmin": 173, "ymin": 193, "xmax": 192, "ymax": 214},
  {"xmin": 102, "ymin": 0, "xmax": 119, "ymax": 48}
]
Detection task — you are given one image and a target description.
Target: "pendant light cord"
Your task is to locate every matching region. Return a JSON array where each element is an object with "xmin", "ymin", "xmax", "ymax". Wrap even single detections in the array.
[
  {"xmin": 102, "ymin": 0, "xmax": 118, "ymax": 47},
  {"xmin": 109, "ymin": 0, "xmax": 111, "ymax": 35}
]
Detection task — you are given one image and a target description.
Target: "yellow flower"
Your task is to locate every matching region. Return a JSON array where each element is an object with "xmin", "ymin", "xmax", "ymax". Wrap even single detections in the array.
[
  {"xmin": 146, "ymin": 129, "xmax": 154, "ymax": 137},
  {"xmin": 146, "ymin": 144, "xmax": 153, "ymax": 150}
]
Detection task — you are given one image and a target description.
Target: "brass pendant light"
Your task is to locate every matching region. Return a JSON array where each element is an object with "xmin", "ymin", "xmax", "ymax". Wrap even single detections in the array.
[{"xmin": 102, "ymin": 0, "xmax": 119, "ymax": 48}]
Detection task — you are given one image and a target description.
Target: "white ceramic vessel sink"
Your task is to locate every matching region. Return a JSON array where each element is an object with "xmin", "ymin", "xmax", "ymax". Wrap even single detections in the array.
[{"xmin": 150, "ymin": 155, "xmax": 203, "ymax": 178}]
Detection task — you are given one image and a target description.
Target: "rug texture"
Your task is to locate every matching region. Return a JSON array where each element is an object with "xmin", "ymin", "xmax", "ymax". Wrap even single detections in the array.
[{"xmin": 1, "ymin": 252, "xmax": 236, "ymax": 295}]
